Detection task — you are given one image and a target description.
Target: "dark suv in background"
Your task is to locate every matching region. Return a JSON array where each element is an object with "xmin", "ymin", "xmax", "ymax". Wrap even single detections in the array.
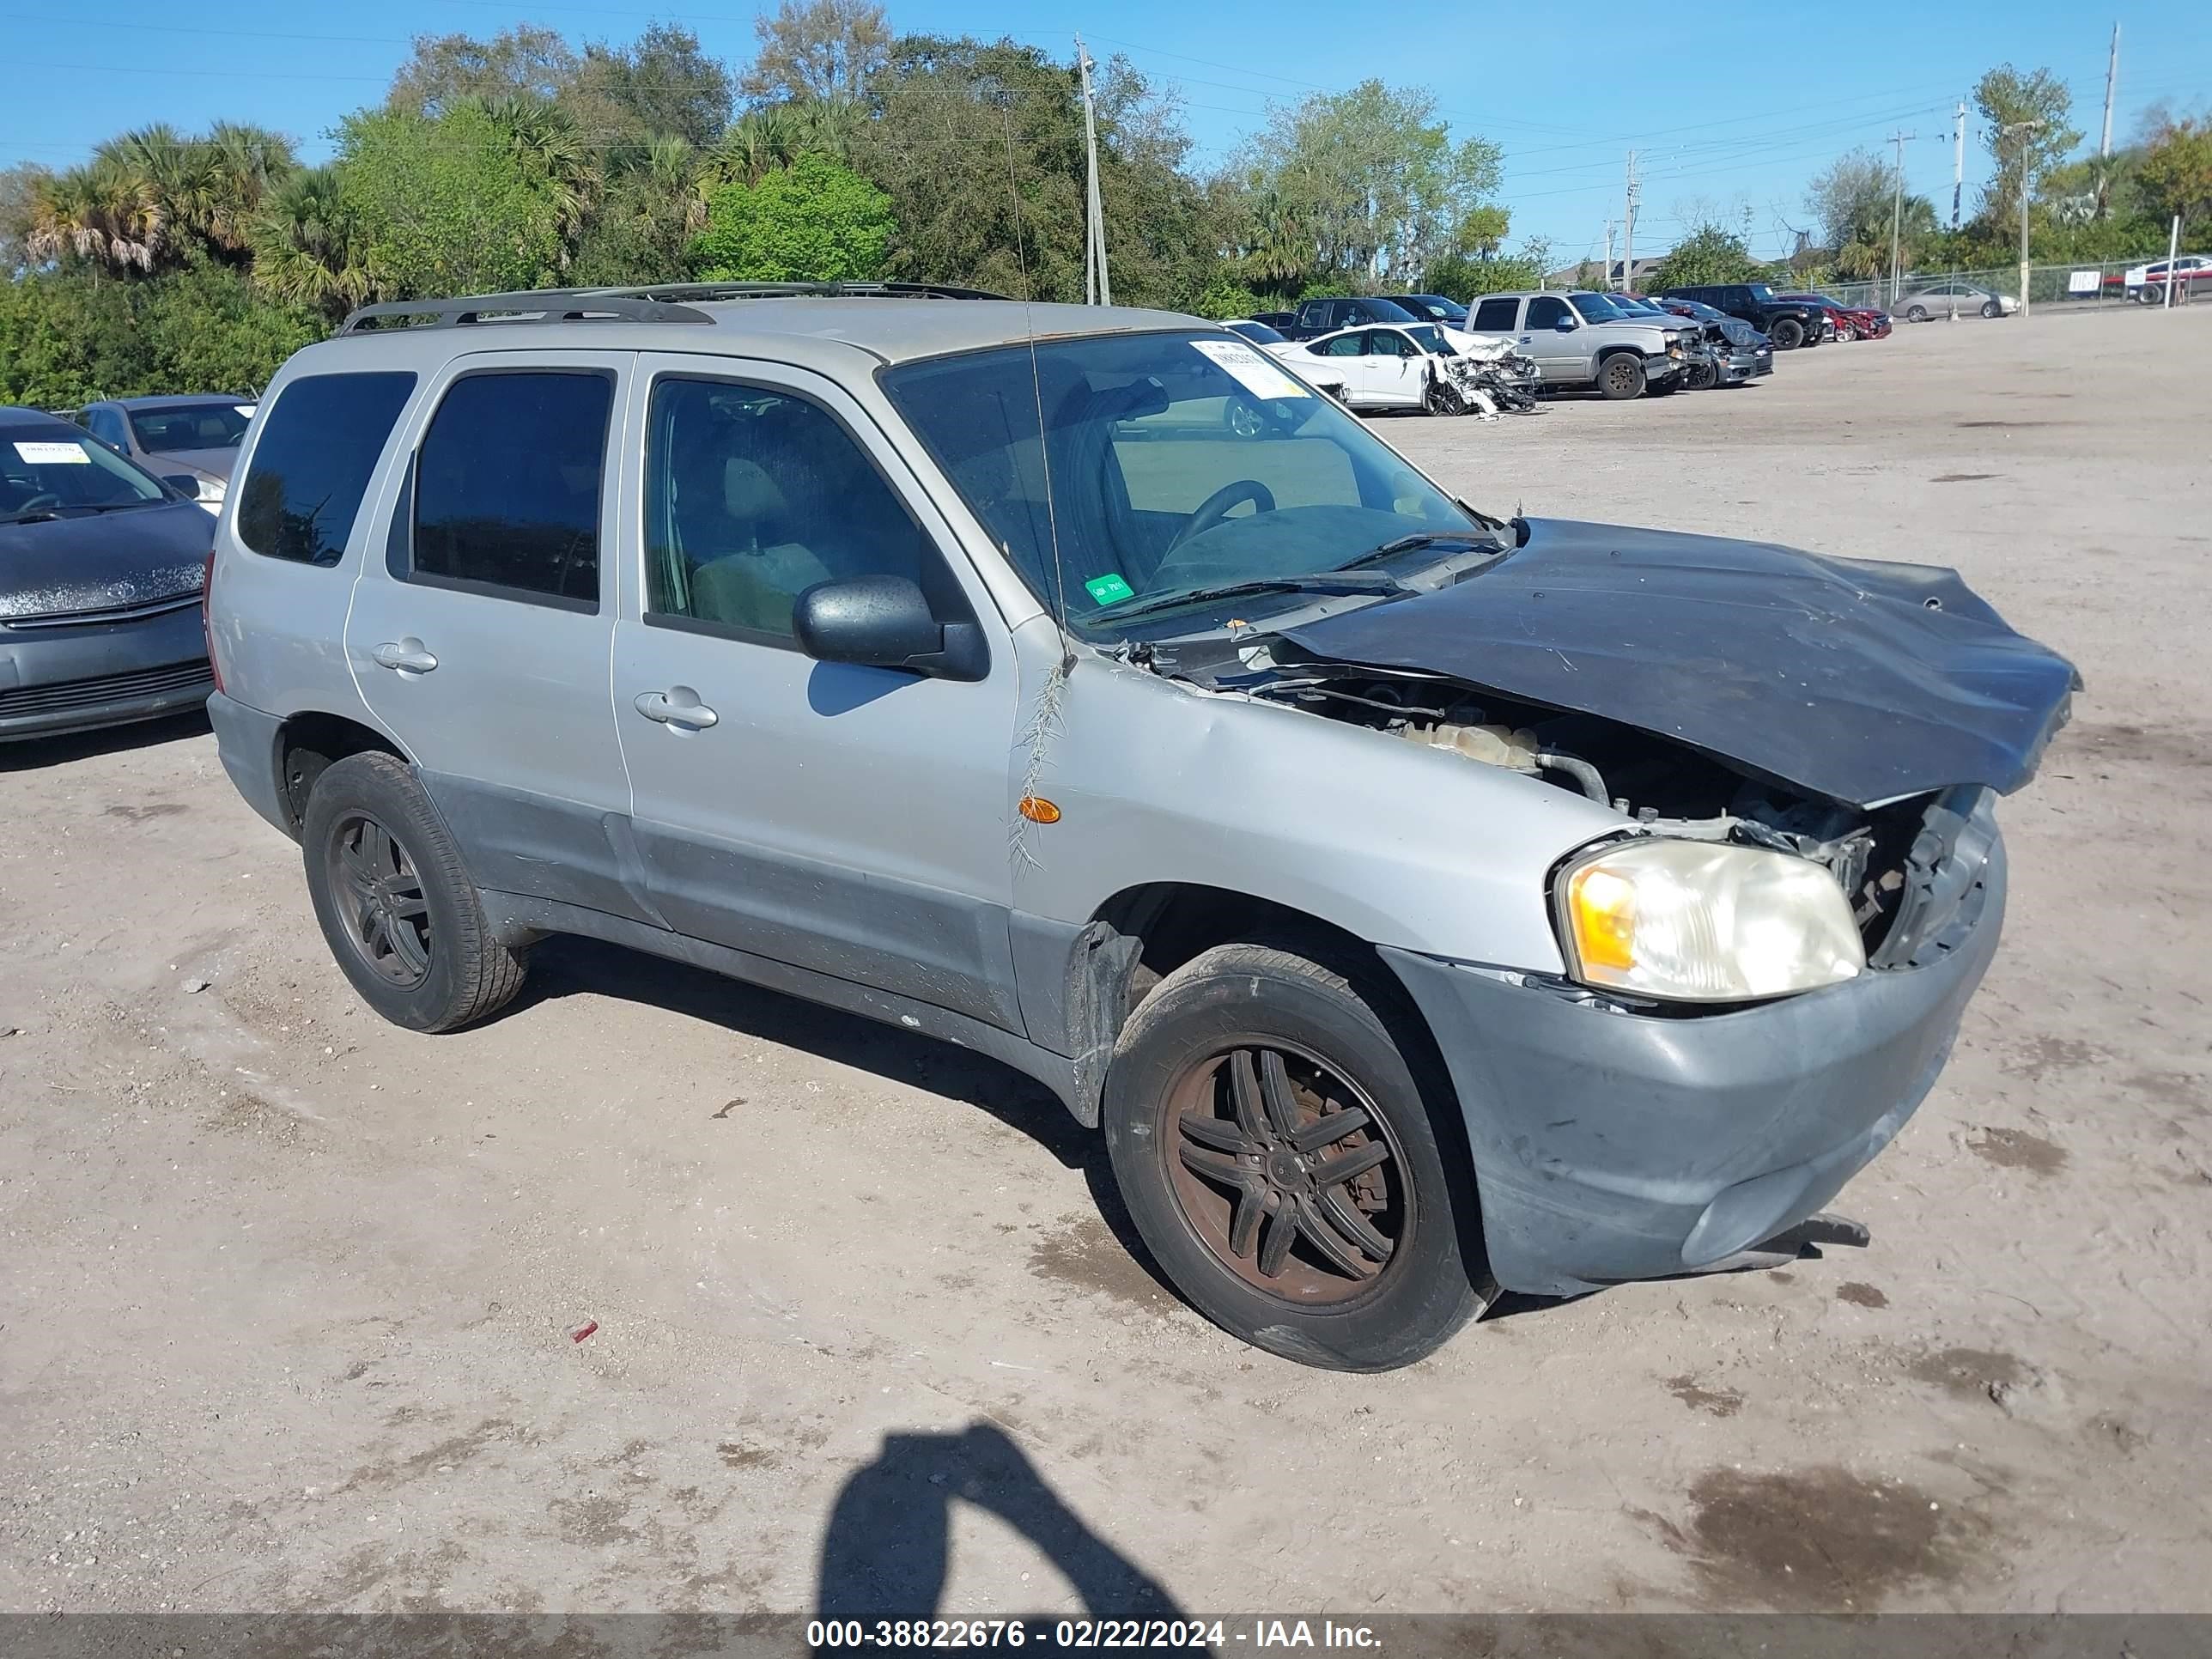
[
  {"xmin": 1281, "ymin": 295, "xmax": 1423, "ymax": 340},
  {"xmin": 1656, "ymin": 283, "xmax": 1826, "ymax": 350}
]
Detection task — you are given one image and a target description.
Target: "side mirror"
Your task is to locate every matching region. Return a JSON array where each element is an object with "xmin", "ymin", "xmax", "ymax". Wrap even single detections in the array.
[
  {"xmin": 793, "ymin": 575, "xmax": 988, "ymax": 683},
  {"xmin": 162, "ymin": 473, "xmax": 202, "ymax": 499},
  {"xmin": 1553, "ymin": 317, "xmax": 1577, "ymax": 332}
]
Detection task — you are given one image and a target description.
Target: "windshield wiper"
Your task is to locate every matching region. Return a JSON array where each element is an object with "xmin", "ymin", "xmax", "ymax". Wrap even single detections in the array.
[
  {"xmin": 1336, "ymin": 530, "xmax": 1499, "ymax": 571},
  {"xmin": 1110, "ymin": 571, "xmax": 1408, "ymax": 623}
]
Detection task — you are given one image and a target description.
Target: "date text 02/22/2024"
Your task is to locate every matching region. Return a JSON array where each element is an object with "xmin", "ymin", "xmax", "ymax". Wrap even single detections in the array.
[{"xmin": 805, "ymin": 1620, "xmax": 1382, "ymax": 1649}]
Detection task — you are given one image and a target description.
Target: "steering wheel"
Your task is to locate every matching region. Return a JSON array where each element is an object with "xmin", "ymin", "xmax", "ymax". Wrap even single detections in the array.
[
  {"xmin": 11, "ymin": 491, "xmax": 61, "ymax": 515},
  {"xmin": 1166, "ymin": 480, "xmax": 1276, "ymax": 553}
]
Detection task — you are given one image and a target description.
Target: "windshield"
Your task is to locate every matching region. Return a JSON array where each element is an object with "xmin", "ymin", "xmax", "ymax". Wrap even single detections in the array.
[
  {"xmin": 1402, "ymin": 295, "xmax": 1468, "ymax": 323},
  {"xmin": 1224, "ymin": 320, "xmax": 1287, "ymax": 344},
  {"xmin": 1746, "ymin": 283, "xmax": 1778, "ymax": 303},
  {"xmin": 1568, "ymin": 292, "xmax": 1629, "ymax": 321},
  {"xmin": 2, "ymin": 427, "xmax": 168, "ymax": 522},
  {"xmin": 879, "ymin": 331, "xmax": 1480, "ymax": 635},
  {"xmin": 126, "ymin": 401, "xmax": 254, "ymax": 453}
]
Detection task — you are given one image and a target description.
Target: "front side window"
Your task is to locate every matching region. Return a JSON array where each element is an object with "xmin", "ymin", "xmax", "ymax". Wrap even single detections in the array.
[
  {"xmin": 879, "ymin": 331, "xmax": 1480, "ymax": 637},
  {"xmin": 1471, "ymin": 298, "xmax": 1521, "ymax": 331},
  {"xmin": 87, "ymin": 409, "xmax": 130, "ymax": 451},
  {"xmin": 1, "ymin": 423, "xmax": 167, "ymax": 523},
  {"xmin": 410, "ymin": 370, "xmax": 611, "ymax": 606},
  {"xmin": 1526, "ymin": 295, "xmax": 1570, "ymax": 329},
  {"xmin": 129, "ymin": 402, "xmax": 254, "ymax": 454},
  {"xmin": 239, "ymin": 372, "xmax": 416, "ymax": 566},
  {"xmin": 643, "ymin": 377, "xmax": 936, "ymax": 644}
]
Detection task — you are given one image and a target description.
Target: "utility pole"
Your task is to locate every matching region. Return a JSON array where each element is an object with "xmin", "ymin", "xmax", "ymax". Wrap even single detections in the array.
[
  {"xmin": 1623, "ymin": 150, "xmax": 1639, "ymax": 293},
  {"xmin": 1075, "ymin": 34, "xmax": 1109, "ymax": 307},
  {"xmin": 1948, "ymin": 100, "xmax": 1966, "ymax": 320},
  {"xmin": 1887, "ymin": 129, "xmax": 1917, "ymax": 309},
  {"xmin": 2098, "ymin": 23, "xmax": 2119, "ymax": 216},
  {"xmin": 1603, "ymin": 222, "xmax": 1615, "ymax": 292},
  {"xmin": 2002, "ymin": 119, "xmax": 2045, "ymax": 319}
]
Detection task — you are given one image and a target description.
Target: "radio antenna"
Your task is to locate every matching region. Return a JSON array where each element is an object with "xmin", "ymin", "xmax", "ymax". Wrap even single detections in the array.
[{"xmin": 999, "ymin": 94, "xmax": 1075, "ymax": 873}]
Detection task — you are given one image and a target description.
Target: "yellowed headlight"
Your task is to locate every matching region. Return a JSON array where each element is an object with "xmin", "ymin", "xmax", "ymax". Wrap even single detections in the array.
[{"xmin": 1559, "ymin": 837, "xmax": 1865, "ymax": 1003}]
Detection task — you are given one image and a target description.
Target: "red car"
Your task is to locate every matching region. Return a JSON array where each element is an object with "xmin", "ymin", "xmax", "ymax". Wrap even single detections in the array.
[{"xmin": 1778, "ymin": 294, "xmax": 1892, "ymax": 341}]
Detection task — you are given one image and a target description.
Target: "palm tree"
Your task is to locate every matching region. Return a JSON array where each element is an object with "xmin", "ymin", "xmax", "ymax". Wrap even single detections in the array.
[
  {"xmin": 476, "ymin": 95, "xmax": 599, "ymax": 240},
  {"xmin": 204, "ymin": 122, "xmax": 298, "ymax": 256},
  {"xmin": 708, "ymin": 106, "xmax": 805, "ymax": 189},
  {"xmin": 26, "ymin": 155, "xmax": 163, "ymax": 271},
  {"xmin": 249, "ymin": 165, "xmax": 375, "ymax": 314},
  {"xmin": 791, "ymin": 94, "xmax": 867, "ymax": 164}
]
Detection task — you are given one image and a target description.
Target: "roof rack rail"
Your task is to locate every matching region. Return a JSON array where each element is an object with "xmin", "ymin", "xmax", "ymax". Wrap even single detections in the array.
[
  {"xmin": 337, "ymin": 280, "xmax": 1011, "ymax": 334},
  {"xmin": 338, "ymin": 290, "xmax": 714, "ymax": 334},
  {"xmin": 606, "ymin": 281, "xmax": 1012, "ymax": 302}
]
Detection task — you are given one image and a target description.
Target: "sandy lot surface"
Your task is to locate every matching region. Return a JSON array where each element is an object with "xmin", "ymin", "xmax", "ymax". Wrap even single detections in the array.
[{"xmin": 3, "ymin": 307, "xmax": 2208, "ymax": 1620}]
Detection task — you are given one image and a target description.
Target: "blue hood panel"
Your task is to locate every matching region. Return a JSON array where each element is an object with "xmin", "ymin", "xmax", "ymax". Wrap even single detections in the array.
[{"xmin": 1282, "ymin": 517, "xmax": 2079, "ymax": 808}]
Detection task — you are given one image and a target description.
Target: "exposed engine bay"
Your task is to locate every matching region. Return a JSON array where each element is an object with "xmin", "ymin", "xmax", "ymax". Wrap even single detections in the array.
[{"xmin": 1168, "ymin": 650, "xmax": 1984, "ymax": 970}]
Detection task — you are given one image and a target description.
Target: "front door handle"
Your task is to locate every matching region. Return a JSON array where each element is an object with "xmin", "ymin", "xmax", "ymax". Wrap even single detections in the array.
[
  {"xmin": 635, "ymin": 688, "xmax": 719, "ymax": 729},
  {"xmin": 369, "ymin": 638, "xmax": 438, "ymax": 674}
]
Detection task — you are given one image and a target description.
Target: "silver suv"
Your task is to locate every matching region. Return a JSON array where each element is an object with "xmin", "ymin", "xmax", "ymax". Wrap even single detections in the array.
[
  {"xmin": 206, "ymin": 283, "xmax": 2074, "ymax": 1371},
  {"xmin": 1466, "ymin": 290, "xmax": 1688, "ymax": 398}
]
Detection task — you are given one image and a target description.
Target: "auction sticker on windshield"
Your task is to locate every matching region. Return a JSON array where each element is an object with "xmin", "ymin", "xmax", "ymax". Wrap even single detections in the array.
[
  {"xmin": 1191, "ymin": 339, "xmax": 1310, "ymax": 401},
  {"xmin": 14, "ymin": 441, "xmax": 90, "ymax": 465}
]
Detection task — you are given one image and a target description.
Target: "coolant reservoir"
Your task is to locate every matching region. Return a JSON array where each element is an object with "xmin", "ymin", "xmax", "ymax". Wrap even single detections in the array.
[{"xmin": 1399, "ymin": 722, "xmax": 1541, "ymax": 773}]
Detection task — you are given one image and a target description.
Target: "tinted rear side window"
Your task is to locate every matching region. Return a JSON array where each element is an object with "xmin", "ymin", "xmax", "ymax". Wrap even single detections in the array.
[
  {"xmin": 409, "ymin": 370, "xmax": 612, "ymax": 609},
  {"xmin": 1471, "ymin": 298, "xmax": 1520, "ymax": 331},
  {"xmin": 237, "ymin": 372, "xmax": 415, "ymax": 566}
]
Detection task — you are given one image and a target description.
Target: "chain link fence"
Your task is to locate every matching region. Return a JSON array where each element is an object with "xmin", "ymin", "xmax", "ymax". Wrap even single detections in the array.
[{"xmin": 1818, "ymin": 260, "xmax": 2203, "ymax": 317}]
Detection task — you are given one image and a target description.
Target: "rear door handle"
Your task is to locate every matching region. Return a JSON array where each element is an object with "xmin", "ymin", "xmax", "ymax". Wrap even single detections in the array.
[
  {"xmin": 369, "ymin": 638, "xmax": 437, "ymax": 674},
  {"xmin": 634, "ymin": 688, "xmax": 719, "ymax": 729}
]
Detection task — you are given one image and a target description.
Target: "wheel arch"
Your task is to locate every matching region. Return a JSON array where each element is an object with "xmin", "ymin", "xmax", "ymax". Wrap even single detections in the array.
[{"xmin": 276, "ymin": 709, "xmax": 413, "ymax": 836}]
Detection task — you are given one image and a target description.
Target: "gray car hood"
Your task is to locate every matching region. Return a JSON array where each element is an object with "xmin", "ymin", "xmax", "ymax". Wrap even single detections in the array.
[
  {"xmin": 1280, "ymin": 517, "xmax": 2079, "ymax": 809},
  {"xmin": 0, "ymin": 500, "xmax": 212, "ymax": 620}
]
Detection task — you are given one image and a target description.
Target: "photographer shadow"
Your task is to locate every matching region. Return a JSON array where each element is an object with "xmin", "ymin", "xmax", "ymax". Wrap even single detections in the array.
[{"xmin": 816, "ymin": 1422, "xmax": 1184, "ymax": 1623}]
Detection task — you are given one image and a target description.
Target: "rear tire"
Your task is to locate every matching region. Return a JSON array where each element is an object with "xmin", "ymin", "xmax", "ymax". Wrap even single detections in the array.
[
  {"xmin": 1102, "ymin": 942, "xmax": 1487, "ymax": 1372},
  {"xmin": 302, "ymin": 751, "xmax": 529, "ymax": 1033},
  {"xmin": 1905, "ymin": 304, "xmax": 1929, "ymax": 323},
  {"xmin": 1596, "ymin": 352, "xmax": 1646, "ymax": 399},
  {"xmin": 1770, "ymin": 317, "xmax": 1806, "ymax": 349}
]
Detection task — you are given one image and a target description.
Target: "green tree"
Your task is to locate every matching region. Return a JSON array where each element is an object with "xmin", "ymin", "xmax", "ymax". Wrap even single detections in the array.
[
  {"xmin": 572, "ymin": 137, "xmax": 707, "ymax": 286},
  {"xmin": 2137, "ymin": 117, "xmax": 2212, "ymax": 239},
  {"xmin": 334, "ymin": 105, "xmax": 565, "ymax": 298},
  {"xmin": 856, "ymin": 37, "xmax": 1217, "ymax": 308},
  {"xmin": 740, "ymin": 0, "xmax": 890, "ymax": 103},
  {"xmin": 1973, "ymin": 65, "xmax": 2083, "ymax": 230},
  {"xmin": 1423, "ymin": 241, "xmax": 1551, "ymax": 302},
  {"xmin": 387, "ymin": 25, "xmax": 578, "ymax": 118},
  {"xmin": 249, "ymin": 166, "xmax": 375, "ymax": 316},
  {"xmin": 1650, "ymin": 222, "xmax": 1765, "ymax": 290},
  {"xmin": 693, "ymin": 152, "xmax": 892, "ymax": 282},
  {"xmin": 1231, "ymin": 82, "xmax": 1504, "ymax": 286},
  {"xmin": 564, "ymin": 23, "xmax": 733, "ymax": 150}
]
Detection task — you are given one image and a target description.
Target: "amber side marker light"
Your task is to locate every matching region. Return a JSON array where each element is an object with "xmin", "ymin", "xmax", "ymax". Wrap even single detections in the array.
[{"xmin": 1018, "ymin": 796, "xmax": 1061, "ymax": 823}]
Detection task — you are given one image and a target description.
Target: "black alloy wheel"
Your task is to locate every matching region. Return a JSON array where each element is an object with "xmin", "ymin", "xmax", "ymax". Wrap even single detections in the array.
[{"xmin": 325, "ymin": 811, "xmax": 432, "ymax": 988}]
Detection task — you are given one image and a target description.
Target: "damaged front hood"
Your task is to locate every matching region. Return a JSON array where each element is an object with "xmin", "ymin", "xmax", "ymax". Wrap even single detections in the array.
[{"xmin": 1280, "ymin": 517, "xmax": 2079, "ymax": 808}]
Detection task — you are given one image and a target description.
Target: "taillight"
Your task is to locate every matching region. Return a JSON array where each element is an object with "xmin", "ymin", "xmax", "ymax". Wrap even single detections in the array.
[{"xmin": 202, "ymin": 548, "xmax": 225, "ymax": 695}]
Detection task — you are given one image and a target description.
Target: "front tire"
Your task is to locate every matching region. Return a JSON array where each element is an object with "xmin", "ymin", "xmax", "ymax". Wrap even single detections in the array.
[
  {"xmin": 1102, "ymin": 943, "xmax": 1487, "ymax": 1371},
  {"xmin": 302, "ymin": 751, "xmax": 529, "ymax": 1033},
  {"xmin": 1982, "ymin": 300, "xmax": 2002, "ymax": 319},
  {"xmin": 1770, "ymin": 317, "xmax": 1806, "ymax": 349},
  {"xmin": 1596, "ymin": 352, "xmax": 1647, "ymax": 399}
]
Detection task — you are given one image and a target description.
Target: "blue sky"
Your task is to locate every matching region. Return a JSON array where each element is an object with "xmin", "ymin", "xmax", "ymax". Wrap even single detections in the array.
[{"xmin": 3, "ymin": 1, "xmax": 2205, "ymax": 264}]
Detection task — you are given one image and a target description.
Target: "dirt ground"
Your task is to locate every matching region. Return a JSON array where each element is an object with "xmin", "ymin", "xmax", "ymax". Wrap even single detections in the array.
[{"xmin": 3, "ymin": 307, "xmax": 2208, "ymax": 1620}]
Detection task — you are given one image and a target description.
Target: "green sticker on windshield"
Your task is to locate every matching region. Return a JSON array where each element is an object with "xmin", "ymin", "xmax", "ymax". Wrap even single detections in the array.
[{"xmin": 1085, "ymin": 572, "xmax": 1135, "ymax": 607}]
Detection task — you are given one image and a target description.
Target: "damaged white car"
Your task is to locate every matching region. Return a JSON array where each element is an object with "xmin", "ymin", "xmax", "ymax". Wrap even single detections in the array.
[{"xmin": 207, "ymin": 289, "xmax": 2075, "ymax": 1371}]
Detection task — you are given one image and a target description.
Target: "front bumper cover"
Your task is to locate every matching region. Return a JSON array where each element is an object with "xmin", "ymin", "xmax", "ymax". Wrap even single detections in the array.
[
  {"xmin": 0, "ymin": 599, "xmax": 210, "ymax": 741},
  {"xmin": 1382, "ymin": 830, "xmax": 2006, "ymax": 1297}
]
